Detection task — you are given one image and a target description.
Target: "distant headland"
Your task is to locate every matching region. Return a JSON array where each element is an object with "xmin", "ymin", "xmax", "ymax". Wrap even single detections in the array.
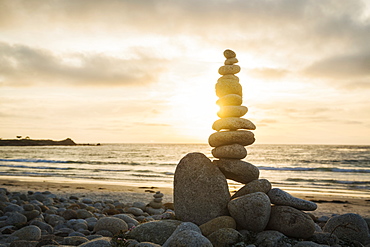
[{"xmin": 0, "ymin": 138, "xmax": 78, "ymax": 146}]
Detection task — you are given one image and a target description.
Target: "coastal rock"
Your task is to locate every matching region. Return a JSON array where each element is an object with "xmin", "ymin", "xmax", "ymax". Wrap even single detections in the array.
[
  {"xmin": 163, "ymin": 229, "xmax": 212, "ymax": 247},
  {"xmin": 323, "ymin": 213, "xmax": 369, "ymax": 244},
  {"xmin": 224, "ymin": 49, "xmax": 236, "ymax": 58},
  {"xmin": 212, "ymin": 117, "xmax": 256, "ymax": 131},
  {"xmin": 162, "ymin": 222, "xmax": 201, "ymax": 247},
  {"xmin": 62, "ymin": 236, "xmax": 89, "ymax": 245},
  {"xmin": 213, "ymin": 159, "xmax": 259, "ymax": 184},
  {"xmin": 308, "ymin": 232, "xmax": 339, "ymax": 246},
  {"xmin": 126, "ymin": 220, "xmax": 182, "ymax": 245},
  {"xmin": 216, "ymin": 75, "xmax": 242, "ymax": 97},
  {"xmin": 225, "ymin": 57, "xmax": 238, "ymax": 65},
  {"xmin": 93, "ymin": 217, "xmax": 128, "ymax": 235},
  {"xmin": 11, "ymin": 225, "xmax": 41, "ymax": 241},
  {"xmin": 217, "ymin": 105, "xmax": 248, "ymax": 118},
  {"xmin": 208, "ymin": 228, "xmax": 243, "ymax": 247},
  {"xmin": 228, "ymin": 192, "xmax": 271, "ymax": 232},
  {"xmin": 218, "ymin": 65, "xmax": 241, "ymax": 75},
  {"xmin": 5, "ymin": 212, "xmax": 27, "ymax": 225},
  {"xmin": 212, "ymin": 144, "xmax": 247, "ymax": 159},
  {"xmin": 199, "ymin": 216, "xmax": 236, "ymax": 236},
  {"xmin": 174, "ymin": 153, "xmax": 230, "ymax": 225},
  {"xmin": 113, "ymin": 214, "xmax": 139, "ymax": 226},
  {"xmin": 231, "ymin": 179, "xmax": 271, "ymax": 199},
  {"xmin": 255, "ymin": 230, "xmax": 289, "ymax": 247},
  {"xmin": 268, "ymin": 188, "xmax": 317, "ymax": 211},
  {"xmin": 293, "ymin": 241, "xmax": 330, "ymax": 247},
  {"xmin": 78, "ymin": 237, "xmax": 112, "ymax": 247},
  {"xmin": 216, "ymin": 94, "xmax": 242, "ymax": 106},
  {"xmin": 208, "ymin": 130, "xmax": 255, "ymax": 147},
  {"xmin": 267, "ymin": 206, "xmax": 315, "ymax": 239}
]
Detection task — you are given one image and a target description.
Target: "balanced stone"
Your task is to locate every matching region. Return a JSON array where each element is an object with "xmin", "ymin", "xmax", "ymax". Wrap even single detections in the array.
[
  {"xmin": 174, "ymin": 152, "xmax": 230, "ymax": 225},
  {"xmin": 212, "ymin": 144, "xmax": 247, "ymax": 159},
  {"xmin": 208, "ymin": 228, "xmax": 243, "ymax": 247},
  {"xmin": 216, "ymin": 75, "xmax": 242, "ymax": 97},
  {"xmin": 267, "ymin": 206, "xmax": 315, "ymax": 239},
  {"xmin": 213, "ymin": 159, "xmax": 259, "ymax": 184},
  {"xmin": 217, "ymin": 105, "xmax": 248, "ymax": 118},
  {"xmin": 231, "ymin": 179, "xmax": 271, "ymax": 199},
  {"xmin": 225, "ymin": 57, "xmax": 238, "ymax": 65},
  {"xmin": 218, "ymin": 65, "xmax": 241, "ymax": 75},
  {"xmin": 208, "ymin": 130, "xmax": 255, "ymax": 147},
  {"xmin": 267, "ymin": 188, "xmax": 317, "ymax": 211},
  {"xmin": 228, "ymin": 192, "xmax": 271, "ymax": 232},
  {"xmin": 216, "ymin": 94, "xmax": 243, "ymax": 106},
  {"xmin": 212, "ymin": 117, "xmax": 256, "ymax": 131},
  {"xmin": 224, "ymin": 49, "xmax": 236, "ymax": 58}
]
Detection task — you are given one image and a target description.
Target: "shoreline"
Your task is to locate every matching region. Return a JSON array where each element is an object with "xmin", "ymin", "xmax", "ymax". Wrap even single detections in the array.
[{"xmin": 0, "ymin": 177, "xmax": 369, "ymax": 218}]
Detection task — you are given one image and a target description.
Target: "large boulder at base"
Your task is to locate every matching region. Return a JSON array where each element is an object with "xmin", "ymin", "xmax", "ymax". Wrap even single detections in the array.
[
  {"xmin": 213, "ymin": 159, "xmax": 259, "ymax": 184},
  {"xmin": 126, "ymin": 220, "xmax": 182, "ymax": 245},
  {"xmin": 228, "ymin": 192, "xmax": 271, "ymax": 232},
  {"xmin": 268, "ymin": 188, "xmax": 317, "ymax": 211},
  {"xmin": 200, "ymin": 216, "xmax": 236, "ymax": 236},
  {"xmin": 174, "ymin": 152, "xmax": 230, "ymax": 225},
  {"xmin": 323, "ymin": 213, "xmax": 369, "ymax": 244},
  {"xmin": 267, "ymin": 206, "xmax": 315, "ymax": 239},
  {"xmin": 231, "ymin": 179, "xmax": 271, "ymax": 199}
]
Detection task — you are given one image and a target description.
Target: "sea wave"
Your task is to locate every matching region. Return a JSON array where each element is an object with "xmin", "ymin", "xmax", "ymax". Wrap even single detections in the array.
[{"xmin": 258, "ymin": 166, "xmax": 370, "ymax": 173}]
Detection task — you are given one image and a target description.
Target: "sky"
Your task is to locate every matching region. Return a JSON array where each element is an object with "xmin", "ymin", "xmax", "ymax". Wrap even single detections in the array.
[{"xmin": 0, "ymin": 0, "xmax": 369, "ymax": 144}]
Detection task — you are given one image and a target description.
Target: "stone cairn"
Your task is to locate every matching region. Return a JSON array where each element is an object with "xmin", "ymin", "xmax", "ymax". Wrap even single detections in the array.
[{"xmin": 174, "ymin": 49, "xmax": 319, "ymax": 239}]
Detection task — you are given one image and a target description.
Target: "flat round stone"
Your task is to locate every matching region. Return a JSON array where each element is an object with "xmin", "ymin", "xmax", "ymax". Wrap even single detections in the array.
[
  {"xmin": 212, "ymin": 144, "xmax": 247, "ymax": 159},
  {"xmin": 224, "ymin": 57, "xmax": 238, "ymax": 65},
  {"xmin": 216, "ymin": 76, "xmax": 242, "ymax": 97},
  {"xmin": 224, "ymin": 49, "xmax": 236, "ymax": 59},
  {"xmin": 217, "ymin": 106, "xmax": 248, "ymax": 118},
  {"xmin": 218, "ymin": 65, "xmax": 241, "ymax": 75},
  {"xmin": 216, "ymin": 94, "xmax": 242, "ymax": 106},
  {"xmin": 208, "ymin": 130, "xmax": 255, "ymax": 147},
  {"xmin": 231, "ymin": 179, "xmax": 272, "ymax": 199},
  {"xmin": 213, "ymin": 159, "xmax": 259, "ymax": 184},
  {"xmin": 212, "ymin": 117, "xmax": 256, "ymax": 131}
]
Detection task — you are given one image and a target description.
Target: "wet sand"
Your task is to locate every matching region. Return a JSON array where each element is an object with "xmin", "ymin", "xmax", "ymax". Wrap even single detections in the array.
[{"xmin": 1, "ymin": 177, "xmax": 369, "ymax": 218}]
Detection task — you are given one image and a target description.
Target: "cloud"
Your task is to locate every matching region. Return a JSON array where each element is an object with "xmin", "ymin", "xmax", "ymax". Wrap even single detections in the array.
[
  {"xmin": 0, "ymin": 42, "xmax": 167, "ymax": 87},
  {"xmin": 303, "ymin": 52, "xmax": 370, "ymax": 79},
  {"xmin": 248, "ymin": 68, "xmax": 289, "ymax": 80}
]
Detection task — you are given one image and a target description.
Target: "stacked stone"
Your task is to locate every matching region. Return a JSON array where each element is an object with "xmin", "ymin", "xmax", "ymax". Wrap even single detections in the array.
[{"xmin": 209, "ymin": 49, "xmax": 259, "ymax": 185}]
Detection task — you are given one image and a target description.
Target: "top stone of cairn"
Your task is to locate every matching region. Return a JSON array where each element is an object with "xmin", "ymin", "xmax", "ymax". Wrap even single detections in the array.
[{"xmin": 224, "ymin": 49, "xmax": 236, "ymax": 59}]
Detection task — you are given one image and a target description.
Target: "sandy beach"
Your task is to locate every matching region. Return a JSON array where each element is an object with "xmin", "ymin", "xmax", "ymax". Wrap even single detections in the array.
[{"xmin": 1, "ymin": 177, "xmax": 369, "ymax": 218}]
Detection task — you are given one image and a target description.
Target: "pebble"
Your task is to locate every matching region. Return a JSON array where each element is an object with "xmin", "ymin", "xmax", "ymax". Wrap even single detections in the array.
[
  {"xmin": 163, "ymin": 229, "xmax": 212, "ymax": 247},
  {"xmin": 212, "ymin": 144, "xmax": 247, "ymax": 159},
  {"xmin": 93, "ymin": 216, "xmax": 128, "ymax": 235},
  {"xmin": 216, "ymin": 75, "xmax": 242, "ymax": 97},
  {"xmin": 213, "ymin": 159, "xmax": 259, "ymax": 184},
  {"xmin": 231, "ymin": 179, "xmax": 272, "ymax": 199},
  {"xmin": 255, "ymin": 230, "xmax": 289, "ymax": 247},
  {"xmin": 218, "ymin": 105, "xmax": 249, "ymax": 118},
  {"xmin": 212, "ymin": 117, "xmax": 256, "ymax": 131},
  {"xmin": 218, "ymin": 65, "xmax": 241, "ymax": 75},
  {"xmin": 216, "ymin": 94, "xmax": 242, "ymax": 106},
  {"xmin": 323, "ymin": 213, "xmax": 369, "ymax": 244},
  {"xmin": 11, "ymin": 225, "xmax": 41, "ymax": 241},
  {"xmin": 225, "ymin": 57, "xmax": 238, "ymax": 65},
  {"xmin": 208, "ymin": 130, "xmax": 255, "ymax": 147},
  {"xmin": 268, "ymin": 188, "xmax": 317, "ymax": 211},
  {"xmin": 208, "ymin": 228, "xmax": 243, "ymax": 246},
  {"xmin": 267, "ymin": 206, "xmax": 316, "ymax": 239},
  {"xmin": 199, "ymin": 216, "xmax": 236, "ymax": 236},
  {"xmin": 228, "ymin": 192, "xmax": 271, "ymax": 232},
  {"xmin": 162, "ymin": 222, "xmax": 201, "ymax": 247},
  {"xmin": 174, "ymin": 152, "xmax": 230, "ymax": 225}
]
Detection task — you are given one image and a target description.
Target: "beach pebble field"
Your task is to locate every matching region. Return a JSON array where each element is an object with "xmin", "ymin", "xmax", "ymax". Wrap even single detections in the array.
[{"xmin": 0, "ymin": 187, "xmax": 369, "ymax": 247}]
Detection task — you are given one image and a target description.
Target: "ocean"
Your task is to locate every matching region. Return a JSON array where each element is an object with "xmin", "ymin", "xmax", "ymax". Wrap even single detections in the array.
[{"xmin": 0, "ymin": 144, "xmax": 369, "ymax": 197}]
